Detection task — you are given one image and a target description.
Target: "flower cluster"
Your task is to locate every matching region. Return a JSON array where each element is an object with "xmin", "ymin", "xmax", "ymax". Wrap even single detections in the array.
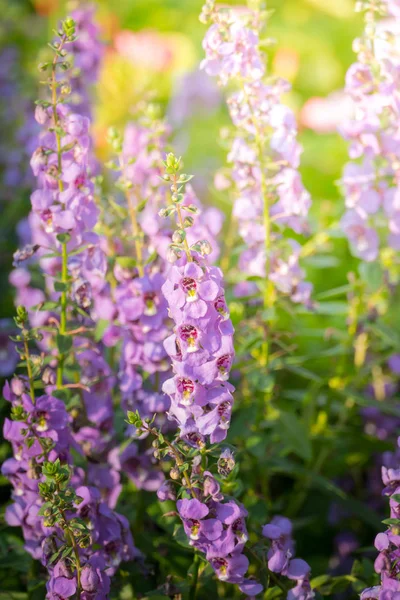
[
  {"xmin": 14, "ymin": 5, "xmax": 106, "ymax": 314},
  {"xmin": 262, "ymin": 516, "xmax": 314, "ymax": 600},
  {"xmin": 128, "ymin": 410, "xmax": 262, "ymax": 597},
  {"xmin": 176, "ymin": 478, "xmax": 263, "ymax": 596},
  {"xmin": 38, "ymin": 460, "xmax": 137, "ymax": 600},
  {"xmin": 200, "ymin": 1, "xmax": 312, "ymax": 305},
  {"xmin": 93, "ymin": 118, "xmax": 224, "ymax": 489},
  {"xmin": 29, "ymin": 102, "xmax": 103, "ymax": 287},
  {"xmin": 3, "ymin": 309, "xmax": 137, "ymax": 600},
  {"xmin": 168, "ymin": 69, "xmax": 221, "ymax": 127},
  {"xmin": 2, "ymin": 381, "xmax": 73, "ymax": 559},
  {"xmin": 162, "ymin": 257, "xmax": 235, "ymax": 445},
  {"xmin": 360, "ymin": 436, "xmax": 400, "ymax": 600},
  {"xmin": 340, "ymin": 0, "xmax": 400, "ymax": 262},
  {"xmin": 159, "ymin": 153, "xmax": 234, "ymax": 445},
  {"xmin": 3, "ymin": 17, "xmax": 139, "ymax": 599},
  {"xmin": 25, "ymin": 13, "xmax": 117, "ymax": 481},
  {"xmin": 69, "ymin": 4, "xmax": 104, "ymax": 119}
]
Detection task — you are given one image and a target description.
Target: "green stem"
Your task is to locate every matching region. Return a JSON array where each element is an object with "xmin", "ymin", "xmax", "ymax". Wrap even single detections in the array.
[
  {"xmin": 127, "ymin": 190, "xmax": 145, "ymax": 277},
  {"xmin": 255, "ymin": 133, "xmax": 274, "ymax": 370},
  {"xmin": 49, "ymin": 35, "xmax": 69, "ymax": 389},
  {"xmin": 119, "ymin": 155, "xmax": 145, "ymax": 277},
  {"xmin": 172, "ymin": 174, "xmax": 192, "ymax": 262},
  {"xmin": 189, "ymin": 552, "xmax": 200, "ymax": 600},
  {"xmin": 144, "ymin": 424, "xmax": 197, "ymax": 498},
  {"xmin": 241, "ymin": 75, "xmax": 275, "ymax": 370},
  {"xmin": 59, "ymin": 508, "xmax": 82, "ymax": 599},
  {"xmin": 56, "ymin": 241, "xmax": 68, "ymax": 388},
  {"xmin": 23, "ymin": 337, "xmax": 36, "ymax": 403}
]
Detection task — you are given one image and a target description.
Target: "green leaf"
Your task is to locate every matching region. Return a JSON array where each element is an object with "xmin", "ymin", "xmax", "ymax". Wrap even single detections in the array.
[
  {"xmin": 61, "ymin": 546, "xmax": 73, "ymax": 559},
  {"xmin": 137, "ymin": 198, "xmax": 147, "ymax": 212},
  {"xmin": 37, "ymin": 301, "xmax": 59, "ymax": 311},
  {"xmin": 56, "ymin": 334, "xmax": 73, "ymax": 353},
  {"xmin": 316, "ymin": 285, "xmax": 352, "ymax": 300},
  {"xmin": 359, "ymin": 261, "xmax": 383, "ymax": 289},
  {"xmin": 285, "ymin": 364, "xmax": 322, "ymax": 383},
  {"xmin": 172, "ymin": 524, "xmax": 191, "ymax": 549},
  {"xmin": 54, "ymin": 281, "xmax": 68, "ymax": 292},
  {"xmin": 314, "ymin": 302, "xmax": 348, "ymax": 315},
  {"xmin": 116, "ymin": 256, "xmax": 137, "ymax": 269},
  {"xmin": 37, "ymin": 502, "xmax": 52, "ymax": 516},
  {"xmin": 145, "ymin": 250, "xmax": 158, "ymax": 266},
  {"xmin": 263, "ymin": 588, "xmax": 281, "ymax": 600},
  {"xmin": 109, "ymin": 197, "xmax": 128, "ymax": 219},
  {"xmin": 279, "ymin": 411, "xmax": 312, "ymax": 462},
  {"xmin": 49, "ymin": 545, "xmax": 65, "ymax": 565},
  {"xmin": 382, "ymin": 518, "xmax": 400, "ymax": 526},
  {"xmin": 311, "ymin": 574, "xmax": 332, "ymax": 589},
  {"xmin": 94, "ymin": 319, "xmax": 109, "ymax": 342},
  {"xmin": 52, "ymin": 389, "xmax": 68, "ymax": 402},
  {"xmin": 305, "ymin": 255, "xmax": 340, "ymax": 268},
  {"xmin": 336, "ymin": 388, "xmax": 400, "ymax": 417},
  {"xmin": 56, "ymin": 233, "xmax": 71, "ymax": 244}
]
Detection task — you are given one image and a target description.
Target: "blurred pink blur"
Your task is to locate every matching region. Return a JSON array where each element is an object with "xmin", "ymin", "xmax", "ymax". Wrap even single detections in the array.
[
  {"xmin": 114, "ymin": 30, "xmax": 174, "ymax": 71},
  {"xmin": 300, "ymin": 92, "xmax": 353, "ymax": 133}
]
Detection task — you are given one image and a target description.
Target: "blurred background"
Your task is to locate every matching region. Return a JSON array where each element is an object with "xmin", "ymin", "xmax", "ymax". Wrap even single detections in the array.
[{"xmin": 0, "ymin": 0, "xmax": 362, "ymax": 320}]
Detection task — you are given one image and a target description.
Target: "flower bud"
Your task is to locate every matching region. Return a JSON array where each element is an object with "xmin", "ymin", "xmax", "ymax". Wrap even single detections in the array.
[
  {"xmin": 11, "ymin": 377, "xmax": 25, "ymax": 396},
  {"xmin": 81, "ymin": 564, "xmax": 100, "ymax": 592},
  {"xmin": 172, "ymin": 229, "xmax": 185, "ymax": 244},
  {"xmin": 42, "ymin": 367, "xmax": 56, "ymax": 386},
  {"xmin": 157, "ymin": 481, "xmax": 176, "ymax": 502},
  {"xmin": 170, "ymin": 467, "xmax": 180, "ymax": 480},
  {"xmin": 217, "ymin": 449, "xmax": 235, "ymax": 478},
  {"xmin": 166, "ymin": 246, "xmax": 181, "ymax": 263}
]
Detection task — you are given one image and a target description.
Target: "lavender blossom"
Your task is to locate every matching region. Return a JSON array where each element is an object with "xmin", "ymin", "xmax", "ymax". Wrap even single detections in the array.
[
  {"xmin": 360, "ymin": 437, "xmax": 400, "ymax": 599},
  {"xmin": 340, "ymin": 0, "xmax": 400, "ymax": 262},
  {"xmin": 262, "ymin": 516, "xmax": 314, "ymax": 599},
  {"xmin": 200, "ymin": 2, "xmax": 313, "ymax": 305}
]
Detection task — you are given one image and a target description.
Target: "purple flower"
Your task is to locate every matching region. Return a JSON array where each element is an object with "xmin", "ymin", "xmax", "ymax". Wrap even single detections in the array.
[
  {"xmin": 262, "ymin": 516, "xmax": 313, "ymax": 597},
  {"xmin": 161, "ymin": 253, "xmax": 235, "ymax": 444},
  {"xmin": 340, "ymin": 0, "xmax": 400, "ymax": 259},
  {"xmin": 201, "ymin": 5, "xmax": 312, "ymax": 304},
  {"xmin": 340, "ymin": 210, "xmax": 379, "ymax": 262},
  {"xmin": 361, "ymin": 438, "xmax": 400, "ymax": 599}
]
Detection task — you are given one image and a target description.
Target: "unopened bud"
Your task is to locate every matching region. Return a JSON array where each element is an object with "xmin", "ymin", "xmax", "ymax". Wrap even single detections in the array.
[
  {"xmin": 11, "ymin": 377, "xmax": 25, "ymax": 396},
  {"xmin": 166, "ymin": 246, "xmax": 181, "ymax": 263},
  {"xmin": 172, "ymin": 229, "xmax": 185, "ymax": 244},
  {"xmin": 183, "ymin": 216, "xmax": 194, "ymax": 228},
  {"xmin": 42, "ymin": 367, "xmax": 56, "ymax": 386},
  {"xmin": 170, "ymin": 467, "xmax": 180, "ymax": 480}
]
